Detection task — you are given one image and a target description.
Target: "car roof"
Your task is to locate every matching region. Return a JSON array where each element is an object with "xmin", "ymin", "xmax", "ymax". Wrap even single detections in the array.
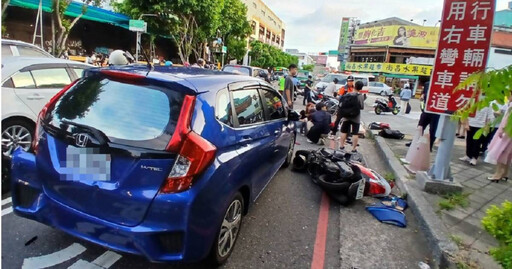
[
  {"xmin": 2, "ymin": 39, "xmax": 54, "ymax": 57},
  {"xmin": 86, "ymin": 65, "xmax": 265, "ymax": 93},
  {"xmin": 223, "ymin": 64, "xmax": 258, "ymax": 70},
  {"xmin": 1, "ymin": 57, "xmax": 94, "ymax": 81}
]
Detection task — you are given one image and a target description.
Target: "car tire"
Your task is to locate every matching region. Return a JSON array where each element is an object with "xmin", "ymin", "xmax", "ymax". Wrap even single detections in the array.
[
  {"xmin": 209, "ymin": 192, "xmax": 244, "ymax": 265},
  {"xmin": 2, "ymin": 119, "xmax": 35, "ymax": 158},
  {"xmin": 282, "ymin": 135, "xmax": 295, "ymax": 168},
  {"xmin": 380, "ymin": 91, "xmax": 386, "ymax": 96}
]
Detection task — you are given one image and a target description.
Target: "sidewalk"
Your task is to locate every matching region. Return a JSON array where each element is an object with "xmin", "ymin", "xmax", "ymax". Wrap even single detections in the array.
[{"xmin": 368, "ymin": 111, "xmax": 510, "ymax": 268}]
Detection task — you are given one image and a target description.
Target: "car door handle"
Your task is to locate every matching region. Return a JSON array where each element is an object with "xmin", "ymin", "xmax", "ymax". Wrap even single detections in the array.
[
  {"xmin": 27, "ymin": 95, "xmax": 45, "ymax": 100},
  {"xmin": 240, "ymin": 136, "xmax": 253, "ymax": 144}
]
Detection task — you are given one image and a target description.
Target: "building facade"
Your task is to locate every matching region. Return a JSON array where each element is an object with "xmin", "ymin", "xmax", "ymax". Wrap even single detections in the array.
[{"xmin": 241, "ymin": 0, "xmax": 286, "ymax": 49}]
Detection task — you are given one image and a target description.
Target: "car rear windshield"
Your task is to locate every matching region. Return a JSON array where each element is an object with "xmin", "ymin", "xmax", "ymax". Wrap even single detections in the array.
[
  {"xmin": 223, "ymin": 66, "xmax": 250, "ymax": 76},
  {"xmin": 321, "ymin": 74, "xmax": 347, "ymax": 83},
  {"xmin": 46, "ymin": 76, "xmax": 185, "ymax": 150}
]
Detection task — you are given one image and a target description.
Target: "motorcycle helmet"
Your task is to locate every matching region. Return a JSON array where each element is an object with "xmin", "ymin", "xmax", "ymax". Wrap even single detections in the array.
[
  {"xmin": 347, "ymin": 75, "xmax": 355, "ymax": 81},
  {"xmin": 108, "ymin": 50, "xmax": 135, "ymax": 65}
]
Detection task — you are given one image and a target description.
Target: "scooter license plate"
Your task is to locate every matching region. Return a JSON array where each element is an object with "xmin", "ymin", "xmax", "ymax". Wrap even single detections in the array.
[{"xmin": 355, "ymin": 178, "xmax": 366, "ymax": 200}]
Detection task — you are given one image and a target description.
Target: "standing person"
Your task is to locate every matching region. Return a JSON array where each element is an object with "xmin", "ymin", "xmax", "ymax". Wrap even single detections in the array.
[
  {"xmin": 331, "ymin": 75, "xmax": 355, "ymax": 137},
  {"xmin": 485, "ymin": 102, "xmax": 512, "ymax": 182},
  {"xmin": 399, "ymin": 84, "xmax": 412, "ymax": 115},
  {"xmin": 339, "ymin": 81, "xmax": 365, "ymax": 152},
  {"xmin": 284, "ymin": 64, "xmax": 298, "ymax": 109},
  {"xmin": 323, "ymin": 78, "xmax": 338, "ymax": 97},
  {"xmin": 483, "ymin": 101, "xmax": 508, "ymax": 154},
  {"xmin": 306, "ymin": 103, "xmax": 331, "ymax": 144},
  {"xmin": 459, "ymin": 105, "xmax": 495, "ymax": 166},
  {"xmin": 192, "ymin": 58, "xmax": 205, "ymax": 68},
  {"xmin": 406, "ymin": 80, "xmax": 440, "ymax": 151},
  {"xmin": 303, "ymin": 75, "xmax": 314, "ymax": 105}
]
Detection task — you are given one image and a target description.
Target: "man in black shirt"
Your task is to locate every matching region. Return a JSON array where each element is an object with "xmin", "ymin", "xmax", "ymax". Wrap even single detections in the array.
[
  {"xmin": 284, "ymin": 64, "xmax": 298, "ymax": 109},
  {"xmin": 303, "ymin": 75, "xmax": 314, "ymax": 105},
  {"xmin": 307, "ymin": 103, "xmax": 331, "ymax": 144}
]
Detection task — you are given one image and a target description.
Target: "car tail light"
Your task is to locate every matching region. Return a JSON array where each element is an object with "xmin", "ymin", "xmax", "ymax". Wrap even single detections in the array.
[
  {"xmin": 161, "ymin": 95, "xmax": 217, "ymax": 193},
  {"xmin": 32, "ymin": 80, "xmax": 78, "ymax": 154}
]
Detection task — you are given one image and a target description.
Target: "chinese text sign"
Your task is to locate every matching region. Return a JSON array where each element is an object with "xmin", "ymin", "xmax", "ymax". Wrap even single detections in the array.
[{"xmin": 426, "ymin": 0, "xmax": 495, "ymax": 115}]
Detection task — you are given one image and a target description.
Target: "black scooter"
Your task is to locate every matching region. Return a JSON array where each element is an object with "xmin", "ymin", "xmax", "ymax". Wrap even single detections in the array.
[{"xmin": 373, "ymin": 95, "xmax": 400, "ymax": 115}]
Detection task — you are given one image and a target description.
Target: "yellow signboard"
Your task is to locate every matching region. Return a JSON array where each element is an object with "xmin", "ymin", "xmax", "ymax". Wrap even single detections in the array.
[
  {"xmin": 354, "ymin": 25, "xmax": 439, "ymax": 49},
  {"xmin": 345, "ymin": 62, "xmax": 433, "ymax": 76}
]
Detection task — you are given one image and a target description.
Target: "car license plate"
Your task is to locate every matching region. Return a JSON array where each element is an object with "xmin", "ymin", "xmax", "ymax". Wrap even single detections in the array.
[
  {"xmin": 62, "ymin": 146, "xmax": 111, "ymax": 182},
  {"xmin": 355, "ymin": 178, "xmax": 366, "ymax": 200}
]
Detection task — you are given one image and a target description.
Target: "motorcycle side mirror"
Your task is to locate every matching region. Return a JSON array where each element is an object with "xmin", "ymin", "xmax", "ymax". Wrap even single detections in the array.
[
  {"xmin": 288, "ymin": 110, "xmax": 300, "ymax": 121},
  {"xmin": 258, "ymin": 70, "xmax": 267, "ymax": 78}
]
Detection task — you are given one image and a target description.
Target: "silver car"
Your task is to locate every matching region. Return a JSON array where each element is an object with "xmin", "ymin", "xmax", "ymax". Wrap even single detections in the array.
[
  {"xmin": 2, "ymin": 39, "xmax": 53, "ymax": 58},
  {"xmin": 1, "ymin": 57, "xmax": 93, "ymax": 157},
  {"xmin": 368, "ymin": 82, "xmax": 393, "ymax": 96}
]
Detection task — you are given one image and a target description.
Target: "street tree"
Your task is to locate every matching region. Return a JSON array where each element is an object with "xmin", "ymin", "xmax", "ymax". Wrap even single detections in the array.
[
  {"xmin": 455, "ymin": 65, "xmax": 512, "ymax": 137},
  {"xmin": 217, "ymin": 0, "xmax": 251, "ymax": 62},
  {"xmin": 249, "ymin": 41, "xmax": 298, "ymax": 68},
  {"xmin": 302, "ymin": 64, "xmax": 314, "ymax": 72}
]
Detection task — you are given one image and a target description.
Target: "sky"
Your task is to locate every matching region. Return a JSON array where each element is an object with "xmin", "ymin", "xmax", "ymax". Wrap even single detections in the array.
[{"xmin": 263, "ymin": 0, "xmax": 511, "ymax": 53}]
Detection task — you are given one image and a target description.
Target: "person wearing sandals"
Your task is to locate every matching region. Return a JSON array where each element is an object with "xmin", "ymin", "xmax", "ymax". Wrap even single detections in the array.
[
  {"xmin": 459, "ymin": 104, "xmax": 495, "ymax": 166},
  {"xmin": 485, "ymin": 102, "xmax": 512, "ymax": 182}
]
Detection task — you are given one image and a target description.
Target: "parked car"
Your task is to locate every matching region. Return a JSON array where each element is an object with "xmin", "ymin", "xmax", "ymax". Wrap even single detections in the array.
[
  {"xmin": 10, "ymin": 66, "xmax": 299, "ymax": 265},
  {"xmin": 2, "ymin": 39, "xmax": 53, "ymax": 58},
  {"xmin": 352, "ymin": 74, "xmax": 375, "ymax": 97},
  {"xmin": 315, "ymin": 73, "xmax": 348, "ymax": 91},
  {"xmin": 368, "ymin": 81, "xmax": 393, "ymax": 96},
  {"xmin": 1, "ymin": 57, "xmax": 93, "ymax": 157},
  {"xmin": 222, "ymin": 64, "xmax": 265, "ymax": 79}
]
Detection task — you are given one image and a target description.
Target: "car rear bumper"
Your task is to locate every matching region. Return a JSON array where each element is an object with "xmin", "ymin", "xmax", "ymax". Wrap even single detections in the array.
[{"xmin": 10, "ymin": 149, "xmax": 215, "ymax": 263}]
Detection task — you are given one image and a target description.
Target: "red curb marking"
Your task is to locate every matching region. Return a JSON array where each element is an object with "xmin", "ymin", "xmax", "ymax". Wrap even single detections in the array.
[{"xmin": 311, "ymin": 192, "xmax": 330, "ymax": 269}]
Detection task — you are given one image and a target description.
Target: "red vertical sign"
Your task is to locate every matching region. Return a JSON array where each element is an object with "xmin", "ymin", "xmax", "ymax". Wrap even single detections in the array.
[{"xmin": 426, "ymin": 0, "xmax": 495, "ymax": 115}]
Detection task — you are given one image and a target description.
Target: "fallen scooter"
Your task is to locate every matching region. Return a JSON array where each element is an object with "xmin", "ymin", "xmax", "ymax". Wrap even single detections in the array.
[{"xmin": 373, "ymin": 95, "xmax": 400, "ymax": 115}]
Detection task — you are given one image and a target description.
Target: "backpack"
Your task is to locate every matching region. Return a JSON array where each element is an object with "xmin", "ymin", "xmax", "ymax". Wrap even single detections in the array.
[
  {"xmin": 338, "ymin": 93, "xmax": 360, "ymax": 118},
  {"xmin": 379, "ymin": 129, "xmax": 405, "ymax": 139}
]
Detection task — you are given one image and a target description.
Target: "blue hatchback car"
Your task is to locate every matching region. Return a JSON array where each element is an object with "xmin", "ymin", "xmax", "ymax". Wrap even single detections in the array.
[{"xmin": 10, "ymin": 66, "xmax": 298, "ymax": 264}]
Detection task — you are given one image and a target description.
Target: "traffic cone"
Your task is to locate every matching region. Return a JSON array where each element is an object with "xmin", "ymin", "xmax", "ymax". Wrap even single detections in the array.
[
  {"xmin": 401, "ymin": 126, "xmax": 423, "ymax": 164},
  {"xmin": 404, "ymin": 133, "xmax": 431, "ymax": 174}
]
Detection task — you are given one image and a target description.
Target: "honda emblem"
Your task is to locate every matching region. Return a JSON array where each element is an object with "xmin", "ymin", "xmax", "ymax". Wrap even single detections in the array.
[{"xmin": 75, "ymin": 133, "xmax": 89, "ymax": 148}]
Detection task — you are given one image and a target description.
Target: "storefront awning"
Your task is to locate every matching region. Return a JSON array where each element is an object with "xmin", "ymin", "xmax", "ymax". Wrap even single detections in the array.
[{"xmin": 9, "ymin": 0, "xmax": 130, "ymax": 29}]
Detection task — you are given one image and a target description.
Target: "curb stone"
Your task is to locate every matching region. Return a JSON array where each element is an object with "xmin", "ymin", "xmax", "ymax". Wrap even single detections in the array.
[{"xmin": 365, "ymin": 127, "xmax": 459, "ymax": 269}]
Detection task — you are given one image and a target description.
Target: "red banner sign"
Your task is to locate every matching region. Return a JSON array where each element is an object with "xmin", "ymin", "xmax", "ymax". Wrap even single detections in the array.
[{"xmin": 426, "ymin": 0, "xmax": 495, "ymax": 115}]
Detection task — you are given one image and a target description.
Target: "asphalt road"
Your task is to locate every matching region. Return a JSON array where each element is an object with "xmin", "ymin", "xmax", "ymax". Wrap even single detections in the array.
[{"xmin": 1, "ymin": 94, "xmax": 432, "ymax": 269}]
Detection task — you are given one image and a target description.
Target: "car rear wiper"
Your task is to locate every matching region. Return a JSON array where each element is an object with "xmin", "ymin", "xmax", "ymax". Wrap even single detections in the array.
[{"xmin": 60, "ymin": 119, "xmax": 110, "ymax": 146}]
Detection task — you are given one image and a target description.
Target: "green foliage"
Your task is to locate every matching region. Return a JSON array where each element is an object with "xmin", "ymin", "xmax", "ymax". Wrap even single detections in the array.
[
  {"xmin": 302, "ymin": 64, "xmax": 314, "ymax": 72},
  {"xmin": 383, "ymin": 172, "xmax": 395, "ymax": 182},
  {"xmin": 454, "ymin": 65, "xmax": 512, "ymax": 138},
  {"xmin": 438, "ymin": 192, "xmax": 470, "ymax": 211},
  {"xmin": 249, "ymin": 41, "xmax": 298, "ymax": 68},
  {"xmin": 450, "ymin": 234, "xmax": 464, "ymax": 247},
  {"xmin": 219, "ymin": 0, "xmax": 252, "ymax": 62},
  {"xmin": 482, "ymin": 200, "xmax": 512, "ymax": 268}
]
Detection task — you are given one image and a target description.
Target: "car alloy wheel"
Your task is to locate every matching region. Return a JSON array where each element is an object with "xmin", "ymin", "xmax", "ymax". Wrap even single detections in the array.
[
  {"xmin": 217, "ymin": 198, "xmax": 243, "ymax": 258},
  {"xmin": 2, "ymin": 125, "xmax": 32, "ymax": 157}
]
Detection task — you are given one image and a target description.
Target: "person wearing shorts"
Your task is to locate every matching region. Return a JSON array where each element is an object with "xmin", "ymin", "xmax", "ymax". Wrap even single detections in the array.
[{"xmin": 339, "ymin": 81, "xmax": 365, "ymax": 152}]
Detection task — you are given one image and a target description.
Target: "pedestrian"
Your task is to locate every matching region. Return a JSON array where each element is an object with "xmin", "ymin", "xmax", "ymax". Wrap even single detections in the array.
[
  {"xmin": 459, "ymin": 104, "xmax": 495, "ymax": 166},
  {"xmin": 399, "ymin": 84, "xmax": 412, "ymax": 115},
  {"xmin": 482, "ymin": 100, "xmax": 508, "ymax": 154},
  {"xmin": 306, "ymin": 102, "xmax": 331, "ymax": 144},
  {"xmin": 331, "ymin": 75, "xmax": 355, "ymax": 137},
  {"xmin": 485, "ymin": 102, "xmax": 512, "ymax": 182},
  {"xmin": 303, "ymin": 75, "xmax": 314, "ymax": 105},
  {"xmin": 405, "ymin": 80, "xmax": 440, "ymax": 151},
  {"xmin": 323, "ymin": 78, "xmax": 338, "ymax": 97},
  {"xmin": 192, "ymin": 58, "xmax": 205, "ymax": 68},
  {"xmin": 284, "ymin": 64, "xmax": 298, "ymax": 109},
  {"xmin": 339, "ymin": 80, "xmax": 365, "ymax": 152}
]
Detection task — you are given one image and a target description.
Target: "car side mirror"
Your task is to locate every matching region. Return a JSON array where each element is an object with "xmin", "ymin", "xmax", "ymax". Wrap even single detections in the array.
[{"xmin": 288, "ymin": 110, "xmax": 300, "ymax": 121}]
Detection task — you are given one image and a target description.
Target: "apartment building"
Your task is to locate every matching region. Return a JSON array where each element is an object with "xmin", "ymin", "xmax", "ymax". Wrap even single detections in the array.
[{"xmin": 240, "ymin": 0, "xmax": 286, "ymax": 49}]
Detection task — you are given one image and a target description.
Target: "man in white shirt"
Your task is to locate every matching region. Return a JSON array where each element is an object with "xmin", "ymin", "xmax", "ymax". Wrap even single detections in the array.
[{"xmin": 323, "ymin": 78, "xmax": 338, "ymax": 97}]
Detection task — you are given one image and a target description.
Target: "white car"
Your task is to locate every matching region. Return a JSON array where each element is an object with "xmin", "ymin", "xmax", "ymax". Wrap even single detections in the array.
[
  {"xmin": 2, "ymin": 39, "xmax": 53, "ymax": 58},
  {"xmin": 315, "ymin": 73, "xmax": 348, "ymax": 91},
  {"xmin": 1, "ymin": 57, "xmax": 93, "ymax": 156},
  {"xmin": 368, "ymin": 82, "xmax": 393, "ymax": 96}
]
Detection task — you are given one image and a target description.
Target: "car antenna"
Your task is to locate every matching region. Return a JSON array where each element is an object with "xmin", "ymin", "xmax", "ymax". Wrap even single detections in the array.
[{"xmin": 138, "ymin": 41, "xmax": 153, "ymax": 75}]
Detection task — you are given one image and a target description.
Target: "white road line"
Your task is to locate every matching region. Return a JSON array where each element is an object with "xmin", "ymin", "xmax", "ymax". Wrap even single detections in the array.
[
  {"xmin": 2, "ymin": 206, "xmax": 13, "ymax": 216},
  {"xmin": 2, "ymin": 197, "xmax": 12, "ymax": 206},
  {"xmin": 92, "ymin": 251, "xmax": 122, "ymax": 268},
  {"xmin": 67, "ymin": 259, "xmax": 103, "ymax": 269},
  {"xmin": 22, "ymin": 243, "xmax": 87, "ymax": 269}
]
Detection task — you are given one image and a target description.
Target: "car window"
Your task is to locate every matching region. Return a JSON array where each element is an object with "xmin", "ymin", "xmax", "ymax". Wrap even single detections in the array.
[
  {"xmin": 2, "ymin": 78, "xmax": 14, "ymax": 88},
  {"xmin": 31, "ymin": 68, "xmax": 71, "ymax": 88},
  {"xmin": 72, "ymin": 68, "xmax": 87, "ymax": 78},
  {"xmin": 17, "ymin": 46, "xmax": 49, "ymax": 57},
  {"xmin": 262, "ymin": 89, "xmax": 286, "ymax": 120},
  {"xmin": 232, "ymin": 89, "xmax": 264, "ymax": 126},
  {"xmin": 369, "ymin": 82, "xmax": 375, "ymax": 87},
  {"xmin": 321, "ymin": 74, "xmax": 333, "ymax": 82},
  {"xmin": 216, "ymin": 89, "xmax": 233, "ymax": 126},
  {"xmin": 47, "ymin": 77, "xmax": 184, "ymax": 150},
  {"xmin": 11, "ymin": 71, "xmax": 36, "ymax": 88},
  {"xmin": 222, "ymin": 66, "xmax": 251, "ymax": 76},
  {"xmin": 2, "ymin": 45, "xmax": 13, "ymax": 56}
]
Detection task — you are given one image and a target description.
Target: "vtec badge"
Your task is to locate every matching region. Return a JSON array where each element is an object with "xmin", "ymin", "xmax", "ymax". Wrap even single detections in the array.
[{"xmin": 141, "ymin": 165, "xmax": 163, "ymax": 172}]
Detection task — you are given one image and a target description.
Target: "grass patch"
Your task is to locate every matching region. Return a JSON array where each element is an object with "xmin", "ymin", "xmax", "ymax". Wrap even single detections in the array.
[
  {"xmin": 450, "ymin": 235, "xmax": 464, "ymax": 247},
  {"xmin": 438, "ymin": 192, "xmax": 470, "ymax": 211},
  {"xmin": 384, "ymin": 172, "xmax": 396, "ymax": 182}
]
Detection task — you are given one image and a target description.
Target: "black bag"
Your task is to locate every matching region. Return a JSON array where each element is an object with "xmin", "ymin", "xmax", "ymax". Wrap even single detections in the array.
[
  {"xmin": 405, "ymin": 102, "xmax": 411, "ymax": 114},
  {"xmin": 338, "ymin": 93, "xmax": 360, "ymax": 118},
  {"xmin": 379, "ymin": 129, "xmax": 405, "ymax": 139}
]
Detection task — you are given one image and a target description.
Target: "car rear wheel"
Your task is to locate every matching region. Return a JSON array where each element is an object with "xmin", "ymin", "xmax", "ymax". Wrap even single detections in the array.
[
  {"xmin": 210, "ymin": 193, "xmax": 244, "ymax": 265},
  {"xmin": 380, "ymin": 91, "xmax": 386, "ymax": 96},
  {"xmin": 2, "ymin": 119, "xmax": 34, "ymax": 158},
  {"xmin": 282, "ymin": 135, "xmax": 295, "ymax": 168}
]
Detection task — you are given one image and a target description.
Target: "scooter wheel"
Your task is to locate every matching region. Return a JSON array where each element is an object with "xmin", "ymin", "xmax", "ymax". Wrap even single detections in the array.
[
  {"xmin": 374, "ymin": 107, "xmax": 382, "ymax": 115},
  {"xmin": 392, "ymin": 107, "xmax": 399, "ymax": 115}
]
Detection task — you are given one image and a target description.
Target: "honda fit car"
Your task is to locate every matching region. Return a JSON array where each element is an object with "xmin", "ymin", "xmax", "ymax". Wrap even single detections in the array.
[{"xmin": 10, "ymin": 66, "xmax": 298, "ymax": 264}]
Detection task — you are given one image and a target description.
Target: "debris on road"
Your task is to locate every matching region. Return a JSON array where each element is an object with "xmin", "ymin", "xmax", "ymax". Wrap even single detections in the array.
[{"xmin": 24, "ymin": 236, "xmax": 38, "ymax": 246}]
